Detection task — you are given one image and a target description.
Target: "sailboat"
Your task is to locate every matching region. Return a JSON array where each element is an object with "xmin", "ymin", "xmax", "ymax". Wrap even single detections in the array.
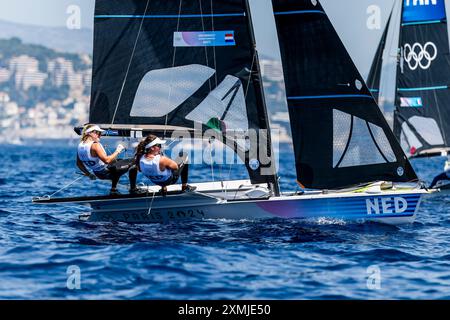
[
  {"xmin": 33, "ymin": 0, "xmax": 427, "ymax": 225},
  {"xmin": 368, "ymin": 0, "xmax": 450, "ymax": 188}
]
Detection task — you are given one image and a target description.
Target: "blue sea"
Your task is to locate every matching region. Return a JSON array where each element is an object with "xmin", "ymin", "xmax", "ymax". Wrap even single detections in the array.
[{"xmin": 0, "ymin": 141, "xmax": 449, "ymax": 299}]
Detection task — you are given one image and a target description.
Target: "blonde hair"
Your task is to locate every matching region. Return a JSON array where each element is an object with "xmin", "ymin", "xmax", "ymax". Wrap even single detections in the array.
[{"xmin": 81, "ymin": 124, "xmax": 96, "ymax": 142}]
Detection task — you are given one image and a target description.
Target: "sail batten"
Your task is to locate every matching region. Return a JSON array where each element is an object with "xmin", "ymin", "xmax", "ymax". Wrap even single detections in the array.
[
  {"xmin": 272, "ymin": 0, "xmax": 417, "ymax": 189},
  {"xmin": 287, "ymin": 94, "xmax": 374, "ymax": 100},
  {"xmin": 397, "ymin": 85, "xmax": 449, "ymax": 91}
]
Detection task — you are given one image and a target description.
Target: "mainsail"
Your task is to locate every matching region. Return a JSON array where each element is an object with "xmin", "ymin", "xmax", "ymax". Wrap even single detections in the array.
[
  {"xmin": 368, "ymin": 0, "xmax": 450, "ymax": 157},
  {"xmin": 87, "ymin": 0, "xmax": 278, "ymax": 188},
  {"xmin": 271, "ymin": 0, "xmax": 417, "ymax": 189}
]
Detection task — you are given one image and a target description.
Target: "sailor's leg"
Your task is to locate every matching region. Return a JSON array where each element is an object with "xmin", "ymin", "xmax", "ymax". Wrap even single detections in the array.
[
  {"xmin": 94, "ymin": 170, "xmax": 119, "ymax": 194},
  {"xmin": 128, "ymin": 166, "xmax": 138, "ymax": 190},
  {"xmin": 429, "ymin": 172, "xmax": 449, "ymax": 188},
  {"xmin": 180, "ymin": 163, "xmax": 189, "ymax": 186},
  {"xmin": 111, "ymin": 175, "xmax": 120, "ymax": 190}
]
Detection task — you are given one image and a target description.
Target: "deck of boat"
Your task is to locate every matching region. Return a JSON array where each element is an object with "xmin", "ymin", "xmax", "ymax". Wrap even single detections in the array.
[{"xmin": 32, "ymin": 180, "xmax": 271, "ymax": 204}]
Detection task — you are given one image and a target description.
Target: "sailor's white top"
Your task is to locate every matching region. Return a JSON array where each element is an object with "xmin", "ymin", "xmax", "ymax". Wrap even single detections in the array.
[
  {"xmin": 140, "ymin": 155, "xmax": 172, "ymax": 184},
  {"xmin": 445, "ymin": 161, "xmax": 450, "ymax": 177},
  {"xmin": 77, "ymin": 141, "xmax": 108, "ymax": 173}
]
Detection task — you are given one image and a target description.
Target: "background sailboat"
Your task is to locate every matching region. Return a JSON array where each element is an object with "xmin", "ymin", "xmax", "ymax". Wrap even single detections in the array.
[
  {"xmin": 368, "ymin": 0, "xmax": 450, "ymax": 161},
  {"xmin": 34, "ymin": 0, "xmax": 426, "ymax": 225}
]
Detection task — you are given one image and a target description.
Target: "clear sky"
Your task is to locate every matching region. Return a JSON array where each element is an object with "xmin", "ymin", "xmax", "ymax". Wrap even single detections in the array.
[{"xmin": 0, "ymin": 0, "xmax": 394, "ymax": 78}]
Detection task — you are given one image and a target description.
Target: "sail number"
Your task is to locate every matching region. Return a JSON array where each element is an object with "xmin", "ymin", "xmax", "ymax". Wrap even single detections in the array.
[{"xmin": 366, "ymin": 197, "xmax": 408, "ymax": 215}]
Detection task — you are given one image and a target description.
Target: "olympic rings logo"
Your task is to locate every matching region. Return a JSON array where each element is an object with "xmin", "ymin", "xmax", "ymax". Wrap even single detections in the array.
[{"xmin": 403, "ymin": 42, "xmax": 437, "ymax": 71}]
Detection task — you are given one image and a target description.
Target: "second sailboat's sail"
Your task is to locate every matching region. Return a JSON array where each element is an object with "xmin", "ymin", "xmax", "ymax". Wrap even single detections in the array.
[
  {"xmin": 369, "ymin": 0, "xmax": 450, "ymax": 158},
  {"xmin": 272, "ymin": 0, "xmax": 417, "ymax": 189},
  {"xmin": 396, "ymin": 0, "xmax": 450, "ymax": 157}
]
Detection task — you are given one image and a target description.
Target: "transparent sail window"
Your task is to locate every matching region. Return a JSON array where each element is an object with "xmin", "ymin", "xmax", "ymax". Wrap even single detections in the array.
[
  {"xmin": 130, "ymin": 64, "xmax": 215, "ymax": 118},
  {"xmin": 333, "ymin": 110, "xmax": 396, "ymax": 168}
]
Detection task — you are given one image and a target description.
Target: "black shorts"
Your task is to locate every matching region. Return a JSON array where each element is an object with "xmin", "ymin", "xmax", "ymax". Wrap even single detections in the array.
[
  {"xmin": 152, "ymin": 160, "xmax": 186, "ymax": 187},
  {"xmin": 156, "ymin": 174, "xmax": 179, "ymax": 187},
  {"xmin": 94, "ymin": 158, "xmax": 135, "ymax": 180}
]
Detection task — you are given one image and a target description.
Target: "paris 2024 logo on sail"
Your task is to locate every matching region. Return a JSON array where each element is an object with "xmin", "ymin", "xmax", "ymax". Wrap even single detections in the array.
[{"xmin": 403, "ymin": 42, "xmax": 437, "ymax": 70}]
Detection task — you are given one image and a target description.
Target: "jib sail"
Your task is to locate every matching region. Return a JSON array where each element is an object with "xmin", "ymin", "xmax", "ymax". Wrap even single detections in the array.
[{"xmin": 272, "ymin": 0, "xmax": 417, "ymax": 189}]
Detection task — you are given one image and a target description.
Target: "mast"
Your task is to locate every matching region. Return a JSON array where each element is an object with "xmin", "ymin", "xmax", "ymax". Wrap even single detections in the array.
[
  {"xmin": 367, "ymin": 13, "xmax": 391, "ymax": 103},
  {"xmin": 243, "ymin": 0, "xmax": 280, "ymax": 196},
  {"xmin": 378, "ymin": 0, "xmax": 403, "ymax": 129}
]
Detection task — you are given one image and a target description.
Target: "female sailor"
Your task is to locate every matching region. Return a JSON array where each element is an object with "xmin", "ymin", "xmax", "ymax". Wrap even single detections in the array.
[
  {"xmin": 77, "ymin": 124, "xmax": 138, "ymax": 195},
  {"xmin": 135, "ymin": 135, "xmax": 195, "ymax": 194},
  {"xmin": 429, "ymin": 157, "xmax": 450, "ymax": 189}
]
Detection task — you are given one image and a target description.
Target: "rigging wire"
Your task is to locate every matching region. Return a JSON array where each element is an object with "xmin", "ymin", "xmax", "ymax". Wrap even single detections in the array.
[
  {"xmin": 163, "ymin": 0, "xmax": 184, "ymax": 140},
  {"xmin": 110, "ymin": 0, "xmax": 151, "ymax": 126},
  {"xmin": 199, "ymin": 0, "xmax": 212, "ymax": 92},
  {"xmin": 210, "ymin": 0, "xmax": 218, "ymax": 88},
  {"xmin": 36, "ymin": 175, "xmax": 85, "ymax": 200},
  {"xmin": 223, "ymin": 51, "xmax": 258, "ymax": 194},
  {"xmin": 209, "ymin": 138, "xmax": 215, "ymax": 182},
  {"xmin": 146, "ymin": 186, "xmax": 157, "ymax": 217},
  {"xmin": 245, "ymin": 51, "xmax": 257, "ymax": 99},
  {"xmin": 199, "ymin": 0, "xmax": 216, "ymax": 183}
]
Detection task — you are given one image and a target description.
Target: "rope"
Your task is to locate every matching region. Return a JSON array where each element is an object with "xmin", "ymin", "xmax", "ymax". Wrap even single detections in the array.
[
  {"xmin": 210, "ymin": 0, "xmax": 218, "ymax": 88},
  {"xmin": 209, "ymin": 138, "xmax": 215, "ymax": 182},
  {"xmin": 110, "ymin": 0, "xmax": 151, "ymax": 125},
  {"xmin": 199, "ymin": 0, "xmax": 211, "ymax": 92},
  {"xmin": 204, "ymin": 0, "xmax": 225, "ymax": 190},
  {"xmin": 245, "ymin": 52, "xmax": 257, "ymax": 98},
  {"xmin": 37, "ymin": 175, "xmax": 85, "ymax": 199},
  {"xmin": 146, "ymin": 188, "xmax": 157, "ymax": 217},
  {"xmin": 222, "ymin": 52, "xmax": 257, "ymax": 195}
]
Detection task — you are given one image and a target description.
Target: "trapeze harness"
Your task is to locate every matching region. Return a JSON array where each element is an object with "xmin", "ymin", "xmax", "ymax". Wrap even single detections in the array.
[
  {"xmin": 140, "ymin": 155, "xmax": 174, "ymax": 186},
  {"xmin": 77, "ymin": 141, "xmax": 108, "ymax": 175}
]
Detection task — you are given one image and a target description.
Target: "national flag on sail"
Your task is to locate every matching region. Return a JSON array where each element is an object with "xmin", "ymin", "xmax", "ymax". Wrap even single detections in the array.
[
  {"xmin": 225, "ymin": 33, "xmax": 235, "ymax": 43},
  {"xmin": 174, "ymin": 31, "xmax": 236, "ymax": 47}
]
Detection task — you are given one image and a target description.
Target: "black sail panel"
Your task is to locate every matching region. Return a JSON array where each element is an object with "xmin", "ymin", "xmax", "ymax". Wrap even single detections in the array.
[
  {"xmin": 90, "ymin": 0, "xmax": 277, "ymax": 186},
  {"xmin": 91, "ymin": 0, "xmax": 264, "ymax": 133},
  {"xmin": 395, "ymin": 0, "xmax": 450, "ymax": 157},
  {"xmin": 272, "ymin": 0, "xmax": 417, "ymax": 189}
]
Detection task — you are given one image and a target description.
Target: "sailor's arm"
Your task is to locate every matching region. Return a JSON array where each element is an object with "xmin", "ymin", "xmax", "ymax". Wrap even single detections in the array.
[
  {"xmin": 92, "ymin": 143, "xmax": 124, "ymax": 164},
  {"xmin": 160, "ymin": 156, "xmax": 179, "ymax": 171}
]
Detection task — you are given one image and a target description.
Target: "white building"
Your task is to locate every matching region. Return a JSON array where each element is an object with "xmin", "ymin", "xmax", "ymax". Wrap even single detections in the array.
[
  {"xmin": 260, "ymin": 59, "xmax": 284, "ymax": 82},
  {"xmin": 48, "ymin": 57, "xmax": 83, "ymax": 88},
  {"xmin": 9, "ymin": 55, "xmax": 47, "ymax": 90},
  {"xmin": 0, "ymin": 68, "xmax": 11, "ymax": 83}
]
